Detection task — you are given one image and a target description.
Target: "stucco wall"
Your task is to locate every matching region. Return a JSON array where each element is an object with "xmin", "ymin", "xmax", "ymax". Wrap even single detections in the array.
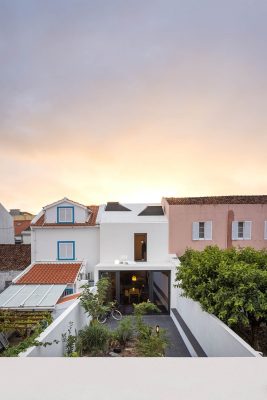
[
  {"xmin": 0, "ymin": 270, "xmax": 20, "ymax": 293},
  {"xmin": 100, "ymin": 222, "xmax": 169, "ymax": 263},
  {"xmin": 167, "ymin": 203, "xmax": 267, "ymax": 255},
  {"xmin": 31, "ymin": 227, "xmax": 99, "ymax": 273},
  {"xmin": 0, "ymin": 203, "xmax": 14, "ymax": 244},
  {"xmin": 173, "ymin": 287, "xmax": 260, "ymax": 357},
  {"xmin": 20, "ymin": 299, "xmax": 90, "ymax": 357}
]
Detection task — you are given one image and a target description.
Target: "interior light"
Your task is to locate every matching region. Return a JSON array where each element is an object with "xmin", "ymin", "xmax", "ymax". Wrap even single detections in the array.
[{"xmin": 132, "ymin": 274, "xmax": 137, "ymax": 282}]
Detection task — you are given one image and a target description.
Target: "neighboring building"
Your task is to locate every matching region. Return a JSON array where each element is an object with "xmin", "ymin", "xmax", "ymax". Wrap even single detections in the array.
[
  {"xmin": 0, "ymin": 203, "xmax": 14, "ymax": 244},
  {"xmin": 0, "ymin": 198, "xmax": 101, "ymax": 310},
  {"xmin": 10, "ymin": 209, "xmax": 34, "ymax": 221},
  {"xmin": 30, "ymin": 197, "xmax": 100, "ymax": 276},
  {"xmin": 0, "ymin": 244, "xmax": 31, "ymax": 292},
  {"xmin": 14, "ymin": 220, "xmax": 32, "ymax": 244},
  {"xmin": 162, "ymin": 195, "xmax": 267, "ymax": 256}
]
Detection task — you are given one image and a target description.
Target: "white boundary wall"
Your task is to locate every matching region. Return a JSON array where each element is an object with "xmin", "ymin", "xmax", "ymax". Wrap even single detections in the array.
[
  {"xmin": 20, "ymin": 299, "xmax": 90, "ymax": 357},
  {"xmin": 174, "ymin": 288, "xmax": 260, "ymax": 357}
]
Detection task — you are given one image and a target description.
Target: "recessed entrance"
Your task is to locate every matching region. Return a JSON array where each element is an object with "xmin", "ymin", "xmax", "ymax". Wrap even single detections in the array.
[{"xmin": 99, "ymin": 270, "xmax": 170, "ymax": 314}]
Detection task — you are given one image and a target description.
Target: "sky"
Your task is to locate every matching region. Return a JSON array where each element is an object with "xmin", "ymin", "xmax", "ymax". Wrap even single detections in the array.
[{"xmin": 0, "ymin": 0, "xmax": 267, "ymax": 214}]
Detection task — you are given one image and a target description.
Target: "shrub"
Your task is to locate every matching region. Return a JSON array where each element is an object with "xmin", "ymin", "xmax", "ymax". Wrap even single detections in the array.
[
  {"xmin": 114, "ymin": 317, "xmax": 134, "ymax": 346},
  {"xmin": 176, "ymin": 246, "xmax": 267, "ymax": 350},
  {"xmin": 76, "ymin": 323, "xmax": 110, "ymax": 356},
  {"xmin": 136, "ymin": 328, "xmax": 168, "ymax": 357}
]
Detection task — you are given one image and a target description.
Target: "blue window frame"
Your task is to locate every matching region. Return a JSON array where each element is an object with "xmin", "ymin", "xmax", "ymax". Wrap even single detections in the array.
[
  {"xmin": 63, "ymin": 288, "xmax": 74, "ymax": 296},
  {"xmin": 57, "ymin": 241, "xmax": 75, "ymax": 260},
  {"xmin": 57, "ymin": 206, "xmax": 74, "ymax": 223}
]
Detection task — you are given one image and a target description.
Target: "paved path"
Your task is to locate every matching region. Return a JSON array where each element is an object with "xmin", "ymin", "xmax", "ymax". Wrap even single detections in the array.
[{"xmin": 107, "ymin": 314, "xmax": 191, "ymax": 357}]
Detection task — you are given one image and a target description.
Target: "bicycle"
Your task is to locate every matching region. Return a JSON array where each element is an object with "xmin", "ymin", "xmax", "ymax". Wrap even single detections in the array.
[{"xmin": 97, "ymin": 302, "xmax": 122, "ymax": 324}]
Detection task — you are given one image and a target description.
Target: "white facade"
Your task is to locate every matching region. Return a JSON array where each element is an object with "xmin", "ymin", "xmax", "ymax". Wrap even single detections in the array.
[
  {"xmin": 31, "ymin": 198, "xmax": 100, "ymax": 274},
  {"xmin": 99, "ymin": 203, "xmax": 169, "ymax": 263},
  {"xmin": 32, "ymin": 227, "xmax": 99, "ymax": 272},
  {"xmin": 0, "ymin": 203, "xmax": 14, "ymax": 244}
]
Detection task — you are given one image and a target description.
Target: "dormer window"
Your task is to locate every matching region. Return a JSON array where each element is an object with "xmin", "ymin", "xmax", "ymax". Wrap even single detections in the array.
[{"xmin": 57, "ymin": 206, "xmax": 74, "ymax": 223}]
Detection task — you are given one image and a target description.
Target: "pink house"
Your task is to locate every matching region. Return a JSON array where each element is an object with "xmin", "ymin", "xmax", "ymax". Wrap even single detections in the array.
[{"xmin": 162, "ymin": 195, "xmax": 267, "ymax": 256}]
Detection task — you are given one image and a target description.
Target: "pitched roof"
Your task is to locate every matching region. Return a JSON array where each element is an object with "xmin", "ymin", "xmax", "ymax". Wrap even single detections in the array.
[
  {"xmin": 165, "ymin": 195, "xmax": 267, "ymax": 205},
  {"xmin": 14, "ymin": 220, "xmax": 31, "ymax": 235},
  {"xmin": 0, "ymin": 244, "xmax": 31, "ymax": 271},
  {"xmin": 16, "ymin": 263, "xmax": 81, "ymax": 284},
  {"xmin": 31, "ymin": 205, "xmax": 99, "ymax": 227},
  {"xmin": 57, "ymin": 292, "xmax": 80, "ymax": 304}
]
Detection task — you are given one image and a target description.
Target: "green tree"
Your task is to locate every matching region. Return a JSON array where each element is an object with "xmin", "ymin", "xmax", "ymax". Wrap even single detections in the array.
[
  {"xmin": 79, "ymin": 277, "xmax": 111, "ymax": 323},
  {"xmin": 176, "ymin": 246, "xmax": 267, "ymax": 350}
]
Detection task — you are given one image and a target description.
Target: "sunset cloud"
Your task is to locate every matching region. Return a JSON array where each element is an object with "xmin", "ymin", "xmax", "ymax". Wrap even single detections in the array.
[{"xmin": 0, "ymin": 1, "xmax": 267, "ymax": 213}]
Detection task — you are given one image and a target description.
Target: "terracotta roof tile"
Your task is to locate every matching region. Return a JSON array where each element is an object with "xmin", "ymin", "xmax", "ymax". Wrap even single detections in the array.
[
  {"xmin": 165, "ymin": 195, "xmax": 267, "ymax": 205},
  {"xmin": 32, "ymin": 205, "xmax": 99, "ymax": 227},
  {"xmin": 57, "ymin": 293, "xmax": 80, "ymax": 304},
  {"xmin": 16, "ymin": 263, "xmax": 81, "ymax": 284},
  {"xmin": 0, "ymin": 244, "xmax": 31, "ymax": 271},
  {"xmin": 14, "ymin": 220, "xmax": 32, "ymax": 235}
]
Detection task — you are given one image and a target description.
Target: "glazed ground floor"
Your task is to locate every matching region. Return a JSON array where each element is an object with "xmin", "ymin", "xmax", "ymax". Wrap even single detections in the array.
[{"xmin": 94, "ymin": 262, "xmax": 177, "ymax": 314}]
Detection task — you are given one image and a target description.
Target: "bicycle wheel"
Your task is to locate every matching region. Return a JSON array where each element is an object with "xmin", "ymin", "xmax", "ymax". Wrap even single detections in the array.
[
  {"xmin": 111, "ymin": 309, "xmax": 122, "ymax": 321},
  {"xmin": 97, "ymin": 314, "xmax": 107, "ymax": 324}
]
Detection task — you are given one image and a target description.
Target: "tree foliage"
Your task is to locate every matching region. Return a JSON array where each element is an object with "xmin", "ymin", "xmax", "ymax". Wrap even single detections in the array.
[
  {"xmin": 79, "ymin": 277, "xmax": 111, "ymax": 322},
  {"xmin": 176, "ymin": 246, "xmax": 267, "ymax": 349}
]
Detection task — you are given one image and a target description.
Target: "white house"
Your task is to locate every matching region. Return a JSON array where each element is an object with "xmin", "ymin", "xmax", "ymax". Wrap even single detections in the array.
[
  {"xmin": 30, "ymin": 197, "xmax": 100, "ymax": 275},
  {"xmin": 0, "ymin": 203, "xmax": 14, "ymax": 244},
  {"xmin": 96, "ymin": 202, "xmax": 178, "ymax": 313}
]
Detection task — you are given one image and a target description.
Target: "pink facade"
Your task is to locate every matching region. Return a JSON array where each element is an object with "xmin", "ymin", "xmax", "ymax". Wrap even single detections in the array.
[{"xmin": 162, "ymin": 197, "xmax": 267, "ymax": 256}]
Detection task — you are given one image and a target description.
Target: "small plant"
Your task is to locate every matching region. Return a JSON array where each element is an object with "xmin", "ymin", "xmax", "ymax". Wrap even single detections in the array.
[
  {"xmin": 133, "ymin": 301, "xmax": 160, "ymax": 316},
  {"xmin": 114, "ymin": 317, "xmax": 134, "ymax": 346},
  {"xmin": 136, "ymin": 328, "xmax": 168, "ymax": 357},
  {"xmin": 62, "ymin": 322, "xmax": 77, "ymax": 357},
  {"xmin": 76, "ymin": 323, "xmax": 110, "ymax": 356}
]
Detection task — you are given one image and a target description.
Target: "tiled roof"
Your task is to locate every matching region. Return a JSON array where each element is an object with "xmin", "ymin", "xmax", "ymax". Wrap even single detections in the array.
[
  {"xmin": 0, "ymin": 244, "xmax": 31, "ymax": 271},
  {"xmin": 14, "ymin": 220, "xmax": 32, "ymax": 235},
  {"xmin": 16, "ymin": 263, "xmax": 81, "ymax": 284},
  {"xmin": 165, "ymin": 195, "xmax": 267, "ymax": 205},
  {"xmin": 32, "ymin": 205, "xmax": 99, "ymax": 227},
  {"xmin": 57, "ymin": 293, "xmax": 80, "ymax": 304}
]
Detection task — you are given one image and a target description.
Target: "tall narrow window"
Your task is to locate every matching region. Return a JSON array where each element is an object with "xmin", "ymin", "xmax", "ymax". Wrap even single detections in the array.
[
  {"xmin": 238, "ymin": 221, "xmax": 244, "ymax": 239},
  {"xmin": 198, "ymin": 222, "xmax": 205, "ymax": 239},
  {"xmin": 57, "ymin": 207, "xmax": 74, "ymax": 223},
  {"xmin": 58, "ymin": 241, "xmax": 75, "ymax": 260},
  {"xmin": 134, "ymin": 234, "xmax": 147, "ymax": 262}
]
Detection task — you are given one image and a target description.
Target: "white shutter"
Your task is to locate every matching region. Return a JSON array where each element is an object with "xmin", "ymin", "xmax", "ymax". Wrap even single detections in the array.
[
  {"xmin": 265, "ymin": 221, "xmax": 267, "ymax": 240},
  {"xmin": 59, "ymin": 242, "xmax": 74, "ymax": 259},
  {"xmin": 204, "ymin": 221, "xmax": 212, "ymax": 240},
  {"xmin": 65, "ymin": 208, "xmax": 72, "ymax": 222},
  {"xmin": 192, "ymin": 222, "xmax": 199, "ymax": 240},
  {"xmin": 66, "ymin": 243, "xmax": 74, "ymax": 259},
  {"xmin": 232, "ymin": 221, "xmax": 238, "ymax": 240},
  {"xmin": 59, "ymin": 208, "xmax": 65, "ymax": 222},
  {"xmin": 244, "ymin": 221, "xmax": 252, "ymax": 240},
  {"xmin": 59, "ymin": 243, "xmax": 66, "ymax": 259}
]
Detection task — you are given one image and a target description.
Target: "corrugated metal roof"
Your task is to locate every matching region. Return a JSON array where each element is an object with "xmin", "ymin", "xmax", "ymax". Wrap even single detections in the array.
[{"xmin": 0, "ymin": 284, "xmax": 66, "ymax": 309}]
